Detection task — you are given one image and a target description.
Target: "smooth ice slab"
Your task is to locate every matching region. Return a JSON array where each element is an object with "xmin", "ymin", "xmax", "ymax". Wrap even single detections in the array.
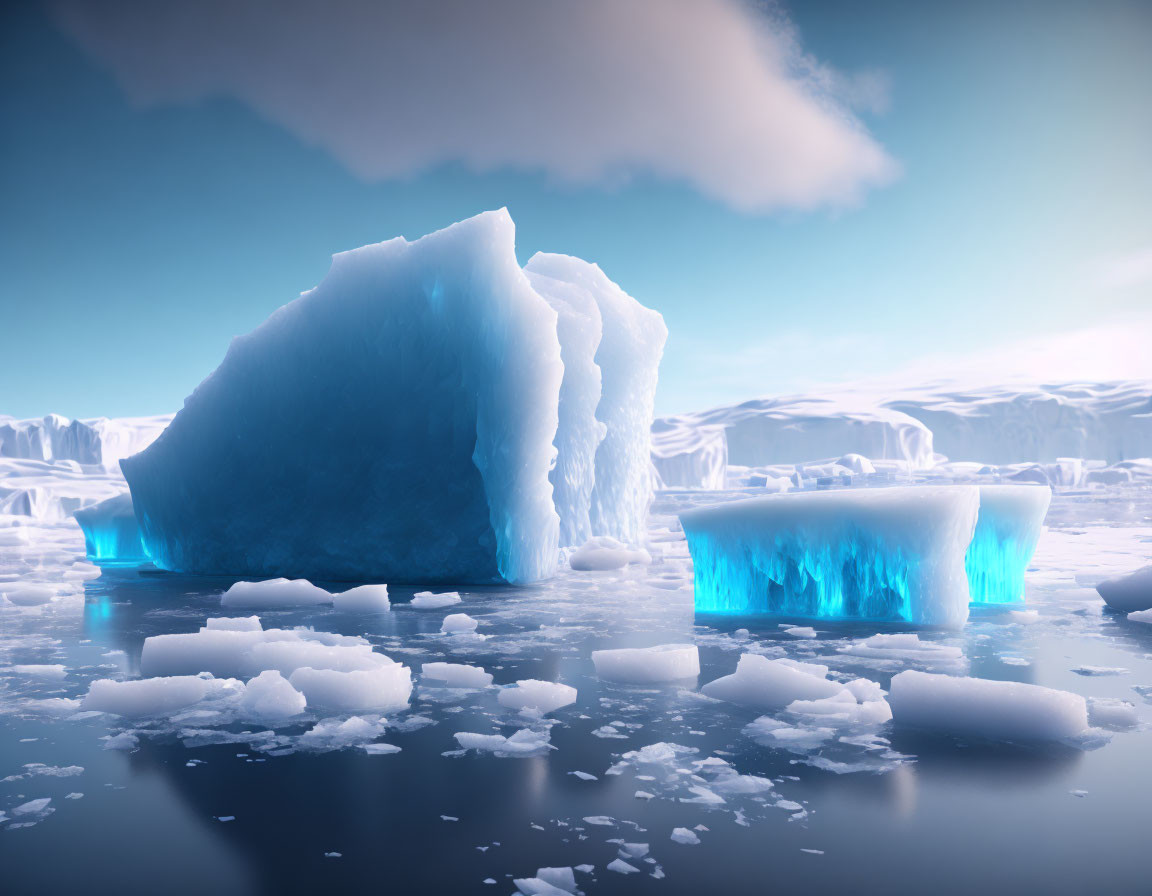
[
  {"xmin": 965, "ymin": 485, "xmax": 1050, "ymax": 605},
  {"xmin": 1096, "ymin": 565, "xmax": 1152, "ymax": 613},
  {"xmin": 682, "ymin": 486, "xmax": 980, "ymax": 628},
  {"xmin": 123, "ymin": 210, "xmax": 563, "ymax": 584},
  {"xmin": 591, "ymin": 644, "xmax": 700, "ymax": 683},
  {"xmin": 73, "ymin": 493, "xmax": 149, "ymax": 565},
  {"xmin": 889, "ymin": 670, "xmax": 1089, "ymax": 743}
]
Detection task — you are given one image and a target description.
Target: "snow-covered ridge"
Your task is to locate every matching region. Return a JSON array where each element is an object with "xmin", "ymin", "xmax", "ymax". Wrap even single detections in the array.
[{"xmin": 0, "ymin": 414, "xmax": 170, "ymax": 471}]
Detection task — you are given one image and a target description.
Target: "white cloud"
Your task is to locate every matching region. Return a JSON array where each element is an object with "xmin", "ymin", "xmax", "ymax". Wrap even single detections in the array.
[{"xmin": 50, "ymin": 0, "xmax": 897, "ymax": 212}]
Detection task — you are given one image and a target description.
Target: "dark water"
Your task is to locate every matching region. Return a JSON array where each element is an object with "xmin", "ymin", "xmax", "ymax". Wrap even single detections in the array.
[{"xmin": 3, "ymin": 490, "xmax": 1152, "ymax": 895}]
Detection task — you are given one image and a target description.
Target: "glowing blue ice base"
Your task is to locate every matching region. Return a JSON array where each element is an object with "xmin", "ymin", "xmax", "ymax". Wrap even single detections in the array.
[
  {"xmin": 966, "ymin": 485, "xmax": 1051, "ymax": 605},
  {"xmin": 682, "ymin": 486, "xmax": 982, "ymax": 629},
  {"xmin": 74, "ymin": 494, "xmax": 150, "ymax": 565}
]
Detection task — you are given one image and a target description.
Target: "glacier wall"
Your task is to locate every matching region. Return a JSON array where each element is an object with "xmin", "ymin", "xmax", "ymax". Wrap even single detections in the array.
[
  {"xmin": 124, "ymin": 210, "xmax": 565, "ymax": 584},
  {"xmin": 681, "ymin": 486, "xmax": 981, "ymax": 628},
  {"xmin": 525, "ymin": 253, "xmax": 667, "ymax": 546},
  {"xmin": 73, "ymin": 493, "xmax": 150, "ymax": 565},
  {"xmin": 0, "ymin": 414, "xmax": 169, "ymax": 471},
  {"xmin": 965, "ymin": 484, "xmax": 1051, "ymax": 604}
]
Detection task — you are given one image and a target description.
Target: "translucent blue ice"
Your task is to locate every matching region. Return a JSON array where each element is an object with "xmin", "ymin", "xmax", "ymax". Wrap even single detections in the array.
[
  {"xmin": 73, "ymin": 494, "xmax": 150, "ymax": 565},
  {"xmin": 965, "ymin": 485, "xmax": 1051, "ymax": 604},
  {"xmin": 682, "ymin": 486, "xmax": 981, "ymax": 628}
]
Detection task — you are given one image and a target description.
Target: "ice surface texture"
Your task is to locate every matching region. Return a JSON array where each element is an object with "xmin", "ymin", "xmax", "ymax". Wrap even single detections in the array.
[
  {"xmin": 0, "ymin": 413, "xmax": 168, "ymax": 471},
  {"xmin": 965, "ymin": 485, "xmax": 1051, "ymax": 604},
  {"xmin": 123, "ymin": 211, "xmax": 664, "ymax": 583},
  {"xmin": 73, "ymin": 493, "xmax": 149, "ymax": 565},
  {"xmin": 650, "ymin": 421, "xmax": 727, "ymax": 489},
  {"xmin": 682, "ymin": 486, "xmax": 981, "ymax": 628}
]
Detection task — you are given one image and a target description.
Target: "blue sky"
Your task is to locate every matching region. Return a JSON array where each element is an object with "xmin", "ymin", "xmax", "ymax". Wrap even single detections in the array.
[{"xmin": 2, "ymin": 0, "xmax": 1150, "ymax": 420}]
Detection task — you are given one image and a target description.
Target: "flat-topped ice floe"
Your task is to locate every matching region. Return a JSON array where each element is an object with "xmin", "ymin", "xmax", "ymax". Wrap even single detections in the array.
[
  {"xmin": 592, "ymin": 644, "xmax": 700, "ymax": 683},
  {"xmin": 682, "ymin": 486, "xmax": 980, "ymax": 628},
  {"xmin": 889, "ymin": 670, "xmax": 1089, "ymax": 743},
  {"xmin": 965, "ymin": 485, "xmax": 1050, "ymax": 605},
  {"xmin": 702, "ymin": 654, "xmax": 849, "ymax": 710},
  {"xmin": 1096, "ymin": 565, "xmax": 1152, "ymax": 613}
]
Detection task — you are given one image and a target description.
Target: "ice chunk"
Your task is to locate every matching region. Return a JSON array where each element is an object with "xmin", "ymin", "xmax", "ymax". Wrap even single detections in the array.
[
  {"xmin": 965, "ymin": 485, "xmax": 1050, "ymax": 605},
  {"xmin": 498, "ymin": 679, "xmax": 577, "ymax": 714},
  {"xmin": 591, "ymin": 644, "xmax": 700, "ymax": 684},
  {"xmin": 239, "ymin": 670, "xmax": 307, "ymax": 719},
  {"xmin": 82, "ymin": 675, "xmax": 240, "ymax": 717},
  {"xmin": 410, "ymin": 591, "xmax": 462, "ymax": 609},
  {"xmin": 297, "ymin": 716, "xmax": 386, "ymax": 751},
  {"xmin": 682, "ymin": 486, "xmax": 981, "ymax": 628},
  {"xmin": 525, "ymin": 253, "xmax": 667, "ymax": 546},
  {"xmin": 670, "ymin": 827, "xmax": 700, "ymax": 845},
  {"xmin": 1088, "ymin": 697, "xmax": 1138, "ymax": 729},
  {"xmin": 73, "ymin": 493, "xmax": 150, "ymax": 565},
  {"xmin": 837, "ymin": 633, "xmax": 965, "ymax": 667},
  {"xmin": 515, "ymin": 867, "xmax": 577, "ymax": 895},
  {"xmin": 3, "ymin": 585, "xmax": 57, "ymax": 606},
  {"xmin": 606, "ymin": 858, "xmax": 640, "ymax": 874},
  {"xmin": 569, "ymin": 536, "xmax": 651, "ymax": 571},
  {"xmin": 288, "ymin": 666, "xmax": 411, "ymax": 714},
  {"xmin": 331, "ymin": 584, "xmax": 390, "ymax": 612},
  {"xmin": 454, "ymin": 728, "xmax": 553, "ymax": 756},
  {"xmin": 1128, "ymin": 608, "xmax": 1152, "ymax": 624},
  {"xmin": 205, "ymin": 616, "xmax": 263, "ymax": 632},
  {"xmin": 701, "ymin": 654, "xmax": 844, "ymax": 710},
  {"xmin": 1097, "ymin": 565, "xmax": 1152, "ymax": 613},
  {"xmin": 441, "ymin": 613, "xmax": 479, "ymax": 634},
  {"xmin": 220, "ymin": 579, "xmax": 333, "ymax": 609},
  {"xmin": 650, "ymin": 421, "xmax": 727, "ymax": 490},
  {"xmin": 889, "ymin": 670, "xmax": 1089, "ymax": 742},
  {"xmin": 421, "ymin": 662, "xmax": 493, "ymax": 689},
  {"xmin": 123, "ymin": 211, "xmax": 563, "ymax": 584},
  {"xmin": 525, "ymin": 262, "xmax": 606, "ymax": 547}
]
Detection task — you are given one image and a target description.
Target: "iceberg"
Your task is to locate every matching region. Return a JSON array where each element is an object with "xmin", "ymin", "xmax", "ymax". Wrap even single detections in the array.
[
  {"xmin": 965, "ymin": 485, "xmax": 1050, "ymax": 604},
  {"xmin": 682, "ymin": 486, "xmax": 980, "ymax": 628},
  {"xmin": 122, "ymin": 211, "xmax": 664, "ymax": 584},
  {"xmin": 1096, "ymin": 564, "xmax": 1152, "ymax": 612},
  {"xmin": 650, "ymin": 421, "xmax": 728, "ymax": 490},
  {"xmin": 73, "ymin": 493, "xmax": 150, "ymax": 565}
]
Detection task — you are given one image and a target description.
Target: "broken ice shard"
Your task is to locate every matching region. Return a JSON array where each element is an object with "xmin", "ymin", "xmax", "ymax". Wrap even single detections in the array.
[
  {"xmin": 73, "ymin": 493, "xmax": 149, "ymax": 565},
  {"xmin": 681, "ymin": 486, "xmax": 980, "ymax": 628},
  {"xmin": 965, "ymin": 484, "xmax": 1050, "ymax": 605}
]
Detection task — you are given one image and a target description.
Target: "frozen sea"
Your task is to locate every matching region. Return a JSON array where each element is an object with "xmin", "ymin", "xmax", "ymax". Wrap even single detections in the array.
[{"xmin": 2, "ymin": 485, "xmax": 1151, "ymax": 894}]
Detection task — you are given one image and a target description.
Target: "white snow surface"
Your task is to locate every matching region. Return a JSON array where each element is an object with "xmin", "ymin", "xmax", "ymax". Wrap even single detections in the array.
[{"xmin": 568, "ymin": 536, "xmax": 651, "ymax": 571}]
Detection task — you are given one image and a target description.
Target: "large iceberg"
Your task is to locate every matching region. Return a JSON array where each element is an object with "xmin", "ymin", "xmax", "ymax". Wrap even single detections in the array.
[
  {"xmin": 965, "ymin": 485, "xmax": 1050, "ymax": 604},
  {"xmin": 121, "ymin": 211, "xmax": 664, "ymax": 583},
  {"xmin": 681, "ymin": 486, "xmax": 980, "ymax": 628}
]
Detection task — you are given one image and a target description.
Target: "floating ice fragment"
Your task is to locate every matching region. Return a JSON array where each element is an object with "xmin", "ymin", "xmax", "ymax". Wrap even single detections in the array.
[
  {"xmin": 1096, "ymin": 565, "xmax": 1152, "ymax": 612},
  {"xmin": 569, "ymin": 771, "xmax": 597, "ymax": 781},
  {"xmin": 205, "ymin": 616, "xmax": 262, "ymax": 632},
  {"xmin": 682, "ymin": 486, "xmax": 980, "ymax": 628},
  {"xmin": 83, "ymin": 675, "xmax": 240, "ymax": 717},
  {"xmin": 410, "ymin": 591, "xmax": 462, "ymax": 609},
  {"xmin": 1072, "ymin": 666, "xmax": 1128, "ymax": 677},
  {"xmin": 889, "ymin": 670, "xmax": 1089, "ymax": 742},
  {"xmin": 591, "ymin": 644, "xmax": 699, "ymax": 684},
  {"xmin": 221, "ymin": 579, "xmax": 332, "ymax": 609},
  {"xmin": 670, "ymin": 827, "xmax": 700, "ymax": 845},
  {"xmin": 288, "ymin": 666, "xmax": 411, "ymax": 714},
  {"xmin": 239, "ymin": 670, "xmax": 307, "ymax": 719},
  {"xmin": 441, "ymin": 613, "xmax": 479, "ymax": 634},
  {"xmin": 1128, "ymin": 608, "xmax": 1152, "ymax": 624},
  {"xmin": 102, "ymin": 731, "xmax": 139, "ymax": 751},
  {"xmin": 6, "ymin": 664, "xmax": 67, "ymax": 679},
  {"xmin": 582, "ymin": 815, "xmax": 616, "ymax": 826},
  {"xmin": 514, "ymin": 867, "xmax": 577, "ymax": 895},
  {"xmin": 606, "ymin": 858, "xmax": 640, "ymax": 874},
  {"xmin": 421, "ymin": 662, "xmax": 493, "ymax": 689},
  {"xmin": 361, "ymin": 743, "xmax": 401, "ymax": 755},
  {"xmin": 701, "ymin": 654, "xmax": 844, "ymax": 710},
  {"xmin": 73, "ymin": 493, "xmax": 150, "ymax": 565},
  {"xmin": 331, "ymin": 584, "xmax": 390, "ymax": 612},
  {"xmin": 837, "ymin": 633, "xmax": 965, "ymax": 668},
  {"xmin": 568, "ymin": 536, "xmax": 650, "ymax": 571},
  {"xmin": 1088, "ymin": 697, "xmax": 1138, "ymax": 729},
  {"xmin": 454, "ymin": 728, "xmax": 553, "ymax": 757},
  {"xmin": 498, "ymin": 680, "xmax": 577, "ymax": 714}
]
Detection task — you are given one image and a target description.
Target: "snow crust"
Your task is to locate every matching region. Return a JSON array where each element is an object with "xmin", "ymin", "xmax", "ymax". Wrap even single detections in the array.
[{"xmin": 682, "ymin": 486, "xmax": 980, "ymax": 627}]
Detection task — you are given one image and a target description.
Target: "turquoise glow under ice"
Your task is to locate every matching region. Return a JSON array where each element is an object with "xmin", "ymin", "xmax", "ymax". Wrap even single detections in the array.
[
  {"xmin": 686, "ymin": 526, "xmax": 915, "ymax": 622},
  {"xmin": 964, "ymin": 504, "xmax": 1041, "ymax": 605},
  {"xmin": 77, "ymin": 514, "xmax": 150, "ymax": 565}
]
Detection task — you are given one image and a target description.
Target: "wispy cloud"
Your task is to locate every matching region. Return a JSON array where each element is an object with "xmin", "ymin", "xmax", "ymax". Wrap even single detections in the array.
[{"xmin": 50, "ymin": 0, "xmax": 897, "ymax": 212}]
